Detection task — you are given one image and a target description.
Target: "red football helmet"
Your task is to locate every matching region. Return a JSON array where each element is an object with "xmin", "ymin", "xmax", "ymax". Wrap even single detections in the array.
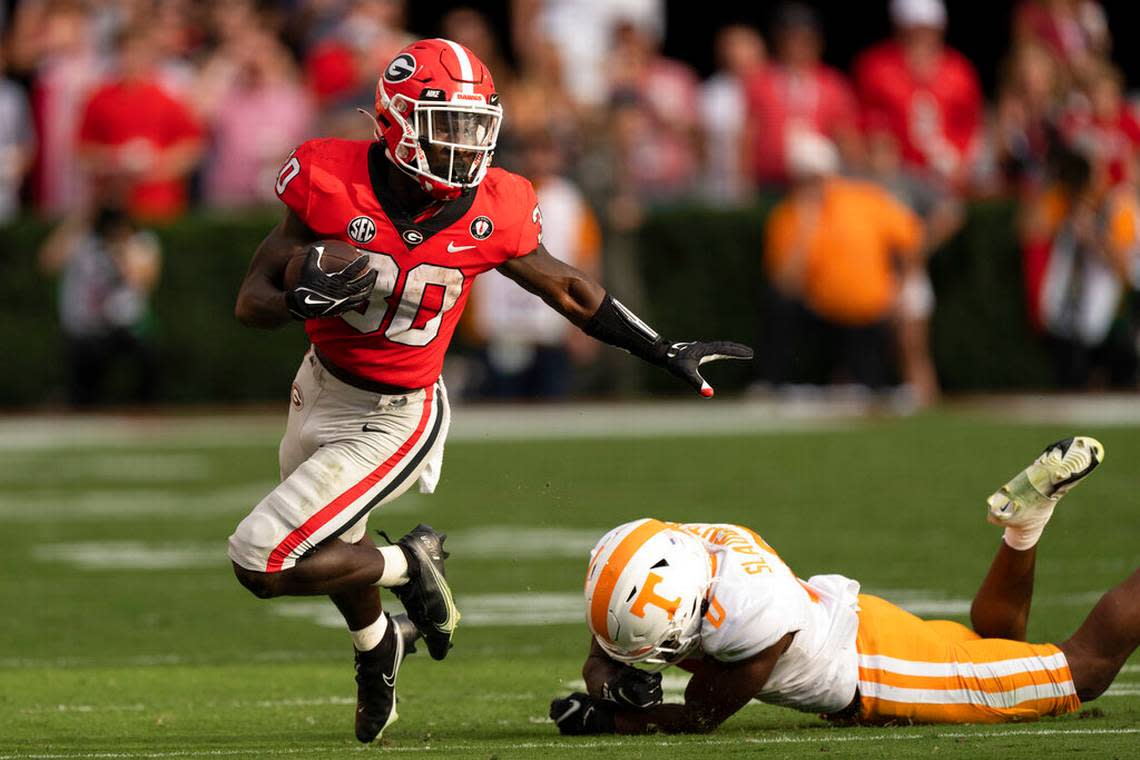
[{"xmin": 374, "ymin": 38, "xmax": 502, "ymax": 200}]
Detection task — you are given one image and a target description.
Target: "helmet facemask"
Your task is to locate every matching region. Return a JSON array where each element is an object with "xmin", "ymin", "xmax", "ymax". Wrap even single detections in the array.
[
  {"xmin": 595, "ymin": 592, "xmax": 707, "ymax": 671},
  {"xmin": 382, "ymin": 92, "xmax": 502, "ymax": 198}
]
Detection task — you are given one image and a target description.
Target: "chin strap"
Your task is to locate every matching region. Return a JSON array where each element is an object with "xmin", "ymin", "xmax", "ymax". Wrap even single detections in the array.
[{"xmin": 356, "ymin": 108, "xmax": 383, "ymax": 140}]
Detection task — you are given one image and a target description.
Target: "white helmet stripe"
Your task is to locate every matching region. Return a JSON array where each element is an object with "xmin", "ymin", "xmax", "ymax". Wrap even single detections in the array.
[{"xmin": 437, "ymin": 38, "xmax": 475, "ymax": 94}]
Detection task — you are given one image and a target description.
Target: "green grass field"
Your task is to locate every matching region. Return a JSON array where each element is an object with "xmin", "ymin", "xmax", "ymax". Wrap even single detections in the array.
[{"xmin": 1, "ymin": 403, "xmax": 1138, "ymax": 759}]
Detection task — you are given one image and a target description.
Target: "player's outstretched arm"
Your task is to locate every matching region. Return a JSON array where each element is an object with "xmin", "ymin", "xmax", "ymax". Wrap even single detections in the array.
[
  {"xmin": 552, "ymin": 633, "xmax": 791, "ymax": 736},
  {"xmin": 497, "ymin": 245, "xmax": 753, "ymax": 397},
  {"xmin": 235, "ymin": 210, "xmax": 318, "ymax": 328}
]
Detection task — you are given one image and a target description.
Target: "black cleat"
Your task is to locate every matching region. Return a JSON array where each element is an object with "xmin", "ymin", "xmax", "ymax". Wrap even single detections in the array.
[
  {"xmin": 383, "ymin": 524, "xmax": 460, "ymax": 661},
  {"xmin": 390, "ymin": 612, "xmax": 422, "ymax": 657},
  {"xmin": 353, "ymin": 612, "xmax": 403, "ymax": 743}
]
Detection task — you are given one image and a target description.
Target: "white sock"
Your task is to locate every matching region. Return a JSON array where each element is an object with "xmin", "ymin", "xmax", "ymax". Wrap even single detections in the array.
[
  {"xmin": 1001, "ymin": 500, "xmax": 1057, "ymax": 551},
  {"xmin": 376, "ymin": 545, "xmax": 410, "ymax": 587},
  {"xmin": 350, "ymin": 613, "xmax": 389, "ymax": 652}
]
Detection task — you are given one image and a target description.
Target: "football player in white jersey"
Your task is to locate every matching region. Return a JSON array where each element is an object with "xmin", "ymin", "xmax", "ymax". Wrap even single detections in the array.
[{"xmin": 551, "ymin": 436, "xmax": 1140, "ymax": 733}]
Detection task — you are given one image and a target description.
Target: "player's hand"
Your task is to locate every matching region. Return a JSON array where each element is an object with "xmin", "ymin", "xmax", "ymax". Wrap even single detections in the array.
[
  {"xmin": 549, "ymin": 693, "xmax": 616, "ymax": 735},
  {"xmin": 600, "ymin": 665, "xmax": 663, "ymax": 709},
  {"xmin": 285, "ymin": 246, "xmax": 377, "ymax": 319},
  {"xmin": 663, "ymin": 341, "xmax": 754, "ymax": 398}
]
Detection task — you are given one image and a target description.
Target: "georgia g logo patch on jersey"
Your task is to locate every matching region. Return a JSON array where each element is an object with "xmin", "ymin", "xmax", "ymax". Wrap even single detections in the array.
[{"xmin": 347, "ymin": 216, "xmax": 377, "ymax": 244}]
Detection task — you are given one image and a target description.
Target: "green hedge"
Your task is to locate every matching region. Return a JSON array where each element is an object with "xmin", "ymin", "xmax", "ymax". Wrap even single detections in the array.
[
  {"xmin": 1, "ymin": 211, "xmax": 307, "ymax": 406},
  {"xmin": 0, "ymin": 201, "xmax": 1050, "ymax": 407},
  {"xmin": 637, "ymin": 199, "xmax": 1053, "ymax": 393}
]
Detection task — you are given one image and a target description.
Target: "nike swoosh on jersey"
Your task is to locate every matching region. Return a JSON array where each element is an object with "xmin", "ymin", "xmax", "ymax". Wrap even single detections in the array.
[{"xmin": 447, "ymin": 242, "xmax": 476, "ymax": 253}]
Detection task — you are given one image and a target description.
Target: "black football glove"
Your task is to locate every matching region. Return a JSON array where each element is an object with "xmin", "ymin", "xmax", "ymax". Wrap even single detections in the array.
[
  {"xmin": 549, "ymin": 692, "xmax": 616, "ymax": 736},
  {"xmin": 600, "ymin": 665, "xmax": 663, "ymax": 709},
  {"xmin": 662, "ymin": 341, "xmax": 754, "ymax": 398},
  {"xmin": 285, "ymin": 245, "xmax": 377, "ymax": 320}
]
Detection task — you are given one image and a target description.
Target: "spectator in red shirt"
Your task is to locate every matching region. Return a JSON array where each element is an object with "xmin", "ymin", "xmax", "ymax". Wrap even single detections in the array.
[
  {"xmin": 991, "ymin": 41, "xmax": 1066, "ymax": 193},
  {"xmin": 744, "ymin": 3, "xmax": 859, "ymax": 189},
  {"xmin": 9, "ymin": 0, "xmax": 106, "ymax": 214},
  {"xmin": 77, "ymin": 25, "xmax": 204, "ymax": 222},
  {"xmin": 1013, "ymin": 0, "xmax": 1109, "ymax": 79},
  {"xmin": 304, "ymin": 0, "xmax": 412, "ymax": 109},
  {"xmin": 606, "ymin": 19, "xmax": 702, "ymax": 202},
  {"xmin": 1062, "ymin": 61, "xmax": 1140, "ymax": 188},
  {"xmin": 854, "ymin": 0, "xmax": 983, "ymax": 187}
]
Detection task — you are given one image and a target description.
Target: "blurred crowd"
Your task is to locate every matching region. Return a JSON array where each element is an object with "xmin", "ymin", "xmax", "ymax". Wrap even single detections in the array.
[
  {"xmin": 744, "ymin": 0, "xmax": 1140, "ymax": 405},
  {"xmin": 2, "ymin": 0, "xmax": 1138, "ymax": 405}
]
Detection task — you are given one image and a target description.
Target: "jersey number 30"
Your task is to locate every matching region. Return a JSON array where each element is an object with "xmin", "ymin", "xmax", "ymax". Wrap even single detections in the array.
[{"xmin": 340, "ymin": 253, "xmax": 464, "ymax": 346}]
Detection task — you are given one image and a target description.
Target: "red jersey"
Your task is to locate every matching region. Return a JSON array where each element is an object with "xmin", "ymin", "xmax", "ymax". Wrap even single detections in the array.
[
  {"xmin": 276, "ymin": 138, "xmax": 542, "ymax": 389},
  {"xmin": 854, "ymin": 41, "xmax": 982, "ymax": 179},
  {"xmin": 77, "ymin": 78, "xmax": 203, "ymax": 220}
]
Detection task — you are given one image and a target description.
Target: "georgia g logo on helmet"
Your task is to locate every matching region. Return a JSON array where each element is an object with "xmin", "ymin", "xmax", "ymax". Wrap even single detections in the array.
[
  {"xmin": 384, "ymin": 53, "xmax": 417, "ymax": 83},
  {"xmin": 373, "ymin": 39, "xmax": 503, "ymax": 201}
]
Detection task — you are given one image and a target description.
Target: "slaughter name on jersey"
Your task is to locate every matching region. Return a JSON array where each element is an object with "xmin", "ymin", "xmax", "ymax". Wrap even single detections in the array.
[
  {"xmin": 678, "ymin": 523, "xmax": 862, "ymax": 714},
  {"xmin": 276, "ymin": 138, "xmax": 543, "ymax": 389}
]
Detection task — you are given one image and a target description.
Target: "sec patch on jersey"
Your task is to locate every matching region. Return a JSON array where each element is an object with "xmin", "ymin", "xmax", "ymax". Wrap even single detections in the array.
[{"xmin": 283, "ymin": 240, "xmax": 365, "ymax": 290}]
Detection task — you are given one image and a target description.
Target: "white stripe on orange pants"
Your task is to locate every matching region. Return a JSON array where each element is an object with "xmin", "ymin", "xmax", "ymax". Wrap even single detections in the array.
[{"xmin": 854, "ymin": 594, "xmax": 1080, "ymax": 724}]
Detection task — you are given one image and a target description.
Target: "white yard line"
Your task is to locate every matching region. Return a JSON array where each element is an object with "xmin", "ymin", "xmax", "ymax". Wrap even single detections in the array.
[
  {"xmin": 445, "ymin": 526, "xmax": 603, "ymax": 559},
  {"xmin": 0, "ymin": 483, "xmax": 277, "ymax": 522},
  {"xmin": 0, "ymin": 399, "xmax": 862, "ymax": 452},
  {"xmin": 962, "ymin": 394, "xmax": 1140, "ymax": 426},
  {"xmin": 33, "ymin": 542, "xmax": 223, "ymax": 571},
  {"xmin": 31, "ymin": 525, "xmax": 592, "ymax": 571},
  {"xmin": 3, "ymin": 394, "xmax": 1140, "ymax": 454},
  {"xmin": 7, "ymin": 483, "xmax": 422, "ymax": 523},
  {"xmin": 0, "ymin": 453, "xmax": 214, "ymax": 484},
  {"xmin": 2, "ymin": 727, "xmax": 1140, "ymax": 759},
  {"xmin": 272, "ymin": 592, "xmax": 586, "ymax": 629},
  {"xmin": 0, "ymin": 650, "xmax": 344, "ymax": 670},
  {"xmin": 18, "ymin": 704, "xmax": 146, "ymax": 715}
]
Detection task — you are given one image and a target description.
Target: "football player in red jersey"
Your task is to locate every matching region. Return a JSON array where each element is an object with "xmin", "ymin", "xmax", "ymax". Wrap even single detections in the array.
[{"xmin": 226, "ymin": 38, "xmax": 752, "ymax": 743}]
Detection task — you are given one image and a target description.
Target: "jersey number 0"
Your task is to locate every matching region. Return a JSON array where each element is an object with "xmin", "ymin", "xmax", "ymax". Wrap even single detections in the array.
[{"xmin": 340, "ymin": 253, "xmax": 464, "ymax": 346}]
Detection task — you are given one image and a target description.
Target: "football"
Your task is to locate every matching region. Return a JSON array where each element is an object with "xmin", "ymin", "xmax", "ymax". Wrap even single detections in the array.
[{"xmin": 283, "ymin": 240, "xmax": 365, "ymax": 290}]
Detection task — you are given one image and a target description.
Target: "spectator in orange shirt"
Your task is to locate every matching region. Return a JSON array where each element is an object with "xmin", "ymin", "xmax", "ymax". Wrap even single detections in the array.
[
  {"xmin": 76, "ymin": 25, "xmax": 204, "ymax": 222},
  {"xmin": 854, "ymin": 0, "xmax": 983, "ymax": 188},
  {"xmin": 761, "ymin": 131, "xmax": 924, "ymax": 391}
]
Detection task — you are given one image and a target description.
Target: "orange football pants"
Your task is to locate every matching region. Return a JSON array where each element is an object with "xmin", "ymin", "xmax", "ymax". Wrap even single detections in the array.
[{"xmin": 853, "ymin": 594, "xmax": 1081, "ymax": 724}]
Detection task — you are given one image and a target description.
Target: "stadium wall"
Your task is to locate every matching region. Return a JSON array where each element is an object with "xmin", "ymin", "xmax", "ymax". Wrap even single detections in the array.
[{"xmin": 1, "ymin": 202, "xmax": 1053, "ymax": 406}]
